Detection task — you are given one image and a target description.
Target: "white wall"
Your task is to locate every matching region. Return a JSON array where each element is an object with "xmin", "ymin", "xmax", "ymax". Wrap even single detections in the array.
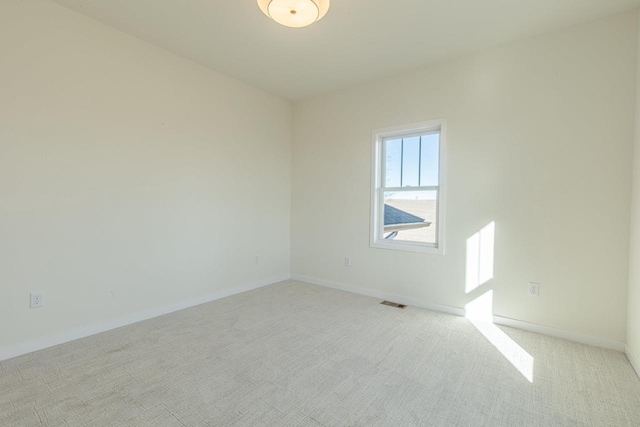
[
  {"xmin": 628, "ymin": 8, "xmax": 640, "ymax": 370},
  {"xmin": 0, "ymin": 0, "xmax": 291, "ymax": 352},
  {"xmin": 2, "ymin": 0, "xmax": 638, "ymax": 357},
  {"xmin": 292, "ymin": 11, "xmax": 638, "ymax": 342}
]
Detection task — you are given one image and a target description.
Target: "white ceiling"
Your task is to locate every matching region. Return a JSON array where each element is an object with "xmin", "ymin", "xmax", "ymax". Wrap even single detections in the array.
[{"xmin": 51, "ymin": 0, "xmax": 640, "ymax": 101}]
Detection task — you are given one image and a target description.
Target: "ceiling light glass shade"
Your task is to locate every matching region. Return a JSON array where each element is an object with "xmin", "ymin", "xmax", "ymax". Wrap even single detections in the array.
[{"xmin": 257, "ymin": 0, "xmax": 330, "ymax": 28}]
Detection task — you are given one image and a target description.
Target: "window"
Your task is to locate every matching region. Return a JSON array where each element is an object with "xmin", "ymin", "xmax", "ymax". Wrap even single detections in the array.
[{"xmin": 371, "ymin": 120, "xmax": 446, "ymax": 254}]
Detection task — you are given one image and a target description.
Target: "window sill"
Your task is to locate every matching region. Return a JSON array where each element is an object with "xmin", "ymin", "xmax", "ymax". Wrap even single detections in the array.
[{"xmin": 370, "ymin": 240, "xmax": 444, "ymax": 255}]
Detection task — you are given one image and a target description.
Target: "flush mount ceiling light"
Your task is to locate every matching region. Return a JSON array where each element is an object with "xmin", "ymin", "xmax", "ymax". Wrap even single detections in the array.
[{"xmin": 257, "ymin": 0, "xmax": 330, "ymax": 28}]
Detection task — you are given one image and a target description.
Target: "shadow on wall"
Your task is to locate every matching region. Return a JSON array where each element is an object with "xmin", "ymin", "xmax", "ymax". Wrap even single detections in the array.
[{"xmin": 464, "ymin": 222, "xmax": 534, "ymax": 383}]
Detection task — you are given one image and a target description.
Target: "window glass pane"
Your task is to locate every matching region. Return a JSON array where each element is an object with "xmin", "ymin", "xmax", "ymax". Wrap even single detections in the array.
[
  {"xmin": 401, "ymin": 136, "xmax": 420, "ymax": 187},
  {"xmin": 420, "ymin": 133, "xmax": 440, "ymax": 186},
  {"xmin": 383, "ymin": 190, "xmax": 437, "ymax": 244},
  {"xmin": 385, "ymin": 138, "xmax": 402, "ymax": 187}
]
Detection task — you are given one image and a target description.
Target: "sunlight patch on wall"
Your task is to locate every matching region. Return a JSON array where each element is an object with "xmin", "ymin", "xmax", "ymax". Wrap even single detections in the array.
[
  {"xmin": 465, "ymin": 221, "xmax": 495, "ymax": 293},
  {"xmin": 465, "ymin": 289, "xmax": 494, "ymax": 322}
]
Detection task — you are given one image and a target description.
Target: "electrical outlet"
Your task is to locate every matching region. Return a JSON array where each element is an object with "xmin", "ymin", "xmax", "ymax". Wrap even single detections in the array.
[
  {"xmin": 30, "ymin": 292, "xmax": 44, "ymax": 308},
  {"xmin": 345, "ymin": 256, "xmax": 351, "ymax": 267},
  {"xmin": 528, "ymin": 282, "xmax": 540, "ymax": 297}
]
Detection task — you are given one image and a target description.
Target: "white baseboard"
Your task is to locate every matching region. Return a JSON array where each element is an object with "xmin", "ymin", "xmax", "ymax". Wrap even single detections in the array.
[
  {"xmin": 291, "ymin": 274, "xmax": 465, "ymax": 317},
  {"xmin": 493, "ymin": 316, "xmax": 625, "ymax": 352},
  {"xmin": 0, "ymin": 274, "xmax": 290, "ymax": 362},
  {"xmin": 626, "ymin": 345, "xmax": 640, "ymax": 378},
  {"xmin": 3, "ymin": 273, "xmax": 628, "ymax": 363},
  {"xmin": 291, "ymin": 274, "xmax": 626, "ymax": 353}
]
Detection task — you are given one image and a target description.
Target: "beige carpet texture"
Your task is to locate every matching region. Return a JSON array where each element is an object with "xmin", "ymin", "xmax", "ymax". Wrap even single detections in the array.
[{"xmin": 1, "ymin": 280, "xmax": 639, "ymax": 426}]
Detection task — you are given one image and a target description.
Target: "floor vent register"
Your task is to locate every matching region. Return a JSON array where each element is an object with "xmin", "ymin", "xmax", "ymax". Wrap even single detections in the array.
[{"xmin": 380, "ymin": 301, "xmax": 407, "ymax": 309}]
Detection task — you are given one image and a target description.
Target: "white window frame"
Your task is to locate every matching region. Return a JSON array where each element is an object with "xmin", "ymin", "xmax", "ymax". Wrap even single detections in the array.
[{"xmin": 370, "ymin": 119, "xmax": 447, "ymax": 255}]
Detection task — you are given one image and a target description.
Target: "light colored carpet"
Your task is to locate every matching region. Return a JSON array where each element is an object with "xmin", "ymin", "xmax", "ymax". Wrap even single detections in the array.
[{"xmin": 1, "ymin": 280, "xmax": 639, "ymax": 426}]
